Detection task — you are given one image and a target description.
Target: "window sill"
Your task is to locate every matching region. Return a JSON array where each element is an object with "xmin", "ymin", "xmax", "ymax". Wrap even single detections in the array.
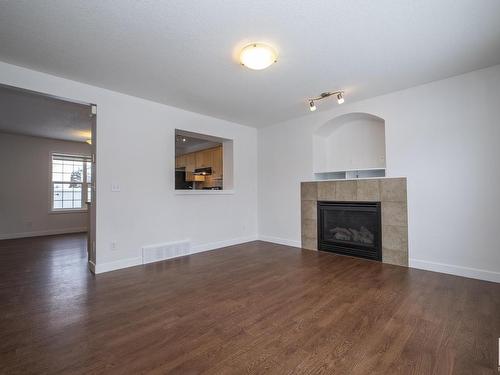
[
  {"xmin": 174, "ymin": 190, "xmax": 234, "ymax": 195},
  {"xmin": 49, "ymin": 209, "xmax": 88, "ymax": 214}
]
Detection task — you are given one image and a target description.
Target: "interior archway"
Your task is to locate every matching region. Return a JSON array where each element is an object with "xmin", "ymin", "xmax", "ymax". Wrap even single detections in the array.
[{"xmin": 313, "ymin": 112, "xmax": 386, "ymax": 175}]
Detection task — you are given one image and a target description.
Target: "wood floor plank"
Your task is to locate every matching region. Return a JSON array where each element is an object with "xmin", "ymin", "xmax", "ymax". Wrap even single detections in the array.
[{"xmin": 0, "ymin": 234, "xmax": 499, "ymax": 374}]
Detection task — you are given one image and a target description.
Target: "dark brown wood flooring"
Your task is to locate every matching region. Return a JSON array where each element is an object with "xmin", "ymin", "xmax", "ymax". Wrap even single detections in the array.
[{"xmin": 0, "ymin": 234, "xmax": 499, "ymax": 374}]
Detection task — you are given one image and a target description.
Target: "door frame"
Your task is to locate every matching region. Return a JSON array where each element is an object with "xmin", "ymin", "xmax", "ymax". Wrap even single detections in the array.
[{"xmin": 0, "ymin": 83, "xmax": 98, "ymax": 273}]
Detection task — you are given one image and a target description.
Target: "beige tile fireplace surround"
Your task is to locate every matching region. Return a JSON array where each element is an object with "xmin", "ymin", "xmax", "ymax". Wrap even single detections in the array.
[{"xmin": 301, "ymin": 178, "xmax": 408, "ymax": 266}]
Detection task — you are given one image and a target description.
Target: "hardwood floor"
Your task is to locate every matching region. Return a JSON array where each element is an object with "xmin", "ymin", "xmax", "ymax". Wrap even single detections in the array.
[{"xmin": 0, "ymin": 234, "xmax": 499, "ymax": 374}]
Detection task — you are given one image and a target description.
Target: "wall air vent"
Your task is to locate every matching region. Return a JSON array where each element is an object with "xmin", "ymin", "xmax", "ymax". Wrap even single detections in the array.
[{"xmin": 142, "ymin": 240, "xmax": 191, "ymax": 264}]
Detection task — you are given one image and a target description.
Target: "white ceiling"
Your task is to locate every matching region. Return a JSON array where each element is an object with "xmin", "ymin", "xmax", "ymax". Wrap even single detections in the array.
[
  {"xmin": 0, "ymin": 84, "xmax": 92, "ymax": 142},
  {"xmin": 175, "ymin": 130, "xmax": 225, "ymax": 155},
  {"xmin": 0, "ymin": 0, "xmax": 499, "ymax": 128},
  {"xmin": 175, "ymin": 135, "xmax": 220, "ymax": 156}
]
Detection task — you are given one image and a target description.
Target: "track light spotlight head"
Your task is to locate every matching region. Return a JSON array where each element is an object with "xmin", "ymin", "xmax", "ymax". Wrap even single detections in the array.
[
  {"xmin": 336, "ymin": 92, "xmax": 345, "ymax": 104},
  {"xmin": 309, "ymin": 100, "xmax": 316, "ymax": 111}
]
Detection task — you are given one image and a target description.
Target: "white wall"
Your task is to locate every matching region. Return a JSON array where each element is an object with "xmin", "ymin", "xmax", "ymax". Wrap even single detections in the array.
[
  {"xmin": 0, "ymin": 61, "xmax": 258, "ymax": 272},
  {"xmin": 259, "ymin": 64, "xmax": 500, "ymax": 282},
  {"xmin": 0, "ymin": 132, "xmax": 91, "ymax": 239},
  {"xmin": 2, "ymin": 60, "xmax": 499, "ymax": 282}
]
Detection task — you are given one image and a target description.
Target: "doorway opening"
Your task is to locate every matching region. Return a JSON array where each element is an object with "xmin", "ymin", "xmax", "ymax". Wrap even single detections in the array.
[{"xmin": 0, "ymin": 83, "xmax": 97, "ymax": 273}]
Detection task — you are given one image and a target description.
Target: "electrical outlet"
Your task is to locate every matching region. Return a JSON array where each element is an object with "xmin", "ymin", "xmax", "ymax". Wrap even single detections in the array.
[{"xmin": 111, "ymin": 241, "xmax": 117, "ymax": 251}]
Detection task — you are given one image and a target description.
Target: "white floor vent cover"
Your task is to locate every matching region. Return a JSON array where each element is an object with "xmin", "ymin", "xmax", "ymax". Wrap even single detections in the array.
[{"xmin": 142, "ymin": 240, "xmax": 191, "ymax": 264}]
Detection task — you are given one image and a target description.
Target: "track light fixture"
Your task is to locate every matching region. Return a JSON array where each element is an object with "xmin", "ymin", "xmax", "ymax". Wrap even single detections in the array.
[{"xmin": 307, "ymin": 90, "xmax": 345, "ymax": 111}]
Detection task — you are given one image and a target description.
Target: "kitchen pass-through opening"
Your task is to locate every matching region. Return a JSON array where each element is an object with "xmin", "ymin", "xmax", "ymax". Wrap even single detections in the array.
[{"xmin": 174, "ymin": 129, "xmax": 233, "ymax": 191}]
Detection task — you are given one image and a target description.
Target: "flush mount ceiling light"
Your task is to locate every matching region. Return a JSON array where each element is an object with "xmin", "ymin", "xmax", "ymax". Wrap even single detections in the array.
[
  {"xmin": 308, "ymin": 90, "xmax": 345, "ymax": 111},
  {"xmin": 239, "ymin": 43, "xmax": 278, "ymax": 70}
]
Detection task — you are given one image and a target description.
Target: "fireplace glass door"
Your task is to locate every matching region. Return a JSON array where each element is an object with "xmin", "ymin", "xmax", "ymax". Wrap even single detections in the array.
[{"xmin": 317, "ymin": 201, "xmax": 381, "ymax": 261}]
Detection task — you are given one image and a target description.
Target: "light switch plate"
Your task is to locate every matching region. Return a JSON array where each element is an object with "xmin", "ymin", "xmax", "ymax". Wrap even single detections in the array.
[{"xmin": 111, "ymin": 183, "xmax": 121, "ymax": 192}]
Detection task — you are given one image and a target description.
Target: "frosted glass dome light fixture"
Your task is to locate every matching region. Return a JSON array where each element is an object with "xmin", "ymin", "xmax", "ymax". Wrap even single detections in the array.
[{"xmin": 239, "ymin": 43, "xmax": 278, "ymax": 70}]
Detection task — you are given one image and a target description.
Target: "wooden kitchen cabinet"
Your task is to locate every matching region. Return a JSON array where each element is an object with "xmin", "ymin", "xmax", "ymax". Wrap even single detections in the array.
[
  {"xmin": 179, "ymin": 146, "xmax": 222, "ymax": 171},
  {"xmin": 185, "ymin": 153, "xmax": 196, "ymax": 172},
  {"xmin": 177, "ymin": 146, "xmax": 223, "ymax": 187},
  {"xmin": 175, "ymin": 155, "xmax": 186, "ymax": 168},
  {"xmin": 195, "ymin": 149, "xmax": 213, "ymax": 169},
  {"xmin": 211, "ymin": 146, "xmax": 223, "ymax": 179}
]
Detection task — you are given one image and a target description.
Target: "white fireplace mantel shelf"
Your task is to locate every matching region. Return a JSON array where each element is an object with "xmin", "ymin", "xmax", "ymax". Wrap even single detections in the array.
[{"xmin": 303, "ymin": 176, "xmax": 406, "ymax": 183}]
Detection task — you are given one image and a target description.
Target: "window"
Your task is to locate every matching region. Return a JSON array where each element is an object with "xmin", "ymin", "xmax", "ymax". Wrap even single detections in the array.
[{"xmin": 51, "ymin": 153, "xmax": 92, "ymax": 211}]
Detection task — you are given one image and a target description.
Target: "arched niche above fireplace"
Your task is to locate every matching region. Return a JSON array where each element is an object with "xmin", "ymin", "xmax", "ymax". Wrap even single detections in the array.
[{"xmin": 313, "ymin": 112, "xmax": 386, "ymax": 178}]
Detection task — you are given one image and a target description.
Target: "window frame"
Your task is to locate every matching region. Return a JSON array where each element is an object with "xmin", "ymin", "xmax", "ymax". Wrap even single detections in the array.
[{"xmin": 49, "ymin": 152, "xmax": 92, "ymax": 214}]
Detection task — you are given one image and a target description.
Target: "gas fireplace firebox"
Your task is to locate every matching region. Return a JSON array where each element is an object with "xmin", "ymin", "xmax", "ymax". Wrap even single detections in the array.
[{"xmin": 317, "ymin": 201, "xmax": 382, "ymax": 261}]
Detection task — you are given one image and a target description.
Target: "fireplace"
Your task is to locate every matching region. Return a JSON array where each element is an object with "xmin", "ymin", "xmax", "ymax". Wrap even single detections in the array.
[{"xmin": 317, "ymin": 201, "xmax": 382, "ymax": 261}]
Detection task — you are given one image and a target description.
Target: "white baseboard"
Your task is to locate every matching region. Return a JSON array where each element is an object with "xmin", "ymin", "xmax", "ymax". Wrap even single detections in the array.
[
  {"xmin": 94, "ymin": 235, "xmax": 259, "ymax": 274},
  {"xmin": 410, "ymin": 258, "xmax": 500, "ymax": 283},
  {"xmin": 0, "ymin": 227, "xmax": 87, "ymax": 240},
  {"xmin": 191, "ymin": 235, "xmax": 258, "ymax": 253},
  {"xmin": 94, "ymin": 256, "xmax": 143, "ymax": 274},
  {"xmin": 258, "ymin": 235, "xmax": 301, "ymax": 248},
  {"xmin": 88, "ymin": 260, "xmax": 96, "ymax": 274},
  {"xmin": 257, "ymin": 235, "xmax": 500, "ymax": 284}
]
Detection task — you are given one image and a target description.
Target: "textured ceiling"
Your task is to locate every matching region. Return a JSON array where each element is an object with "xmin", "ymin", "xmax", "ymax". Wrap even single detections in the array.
[
  {"xmin": 0, "ymin": 84, "xmax": 92, "ymax": 142},
  {"xmin": 175, "ymin": 134, "xmax": 220, "ymax": 156},
  {"xmin": 0, "ymin": 0, "xmax": 499, "ymax": 127}
]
